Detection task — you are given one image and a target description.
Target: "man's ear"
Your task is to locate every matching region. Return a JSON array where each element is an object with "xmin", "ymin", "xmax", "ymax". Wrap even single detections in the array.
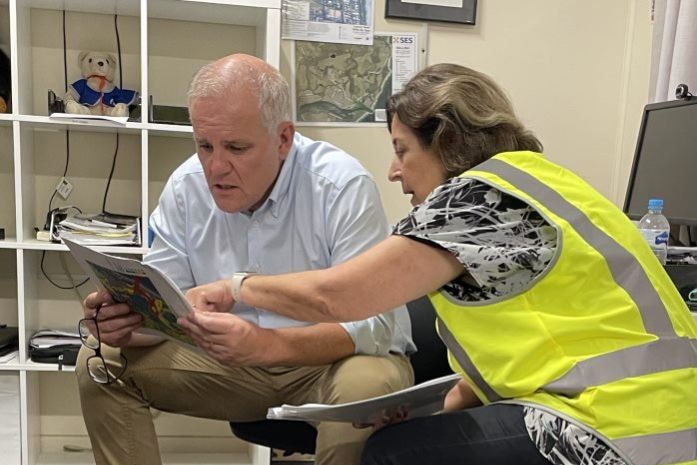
[{"xmin": 277, "ymin": 121, "xmax": 295, "ymax": 161}]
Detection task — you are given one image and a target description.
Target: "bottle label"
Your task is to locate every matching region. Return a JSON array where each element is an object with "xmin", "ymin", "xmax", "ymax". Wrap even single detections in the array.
[{"xmin": 640, "ymin": 229, "xmax": 669, "ymax": 248}]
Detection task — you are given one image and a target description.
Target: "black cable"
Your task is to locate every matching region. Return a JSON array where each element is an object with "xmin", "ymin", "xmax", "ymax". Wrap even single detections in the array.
[
  {"xmin": 48, "ymin": 10, "xmax": 71, "ymax": 215},
  {"xmin": 41, "ymin": 251, "xmax": 89, "ymax": 289},
  {"xmin": 62, "ymin": 10, "xmax": 68, "ymax": 93},
  {"xmin": 41, "ymin": 205, "xmax": 89, "ymax": 289},
  {"xmin": 101, "ymin": 133, "xmax": 120, "ymax": 214},
  {"xmin": 102, "ymin": 15, "xmax": 119, "ymax": 215},
  {"xmin": 42, "ymin": 10, "xmax": 87, "ymax": 290},
  {"xmin": 115, "ymin": 15, "xmax": 122, "ymax": 88},
  {"xmin": 100, "ymin": 14, "xmax": 125, "ymax": 217}
]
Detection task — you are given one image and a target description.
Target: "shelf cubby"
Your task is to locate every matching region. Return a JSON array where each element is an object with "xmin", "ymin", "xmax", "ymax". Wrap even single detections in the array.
[
  {"xmin": 16, "ymin": 124, "xmax": 142, "ymax": 244},
  {"xmin": 2, "ymin": 1, "xmax": 280, "ymax": 463},
  {"xmin": 13, "ymin": 2, "xmax": 141, "ymax": 118}
]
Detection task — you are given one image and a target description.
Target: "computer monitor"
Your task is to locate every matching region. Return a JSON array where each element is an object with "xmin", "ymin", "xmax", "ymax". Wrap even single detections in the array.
[{"xmin": 623, "ymin": 97, "xmax": 697, "ymax": 236}]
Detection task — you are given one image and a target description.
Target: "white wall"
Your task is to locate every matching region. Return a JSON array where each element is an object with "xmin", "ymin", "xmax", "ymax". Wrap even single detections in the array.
[{"xmin": 284, "ymin": 0, "xmax": 653, "ymax": 224}]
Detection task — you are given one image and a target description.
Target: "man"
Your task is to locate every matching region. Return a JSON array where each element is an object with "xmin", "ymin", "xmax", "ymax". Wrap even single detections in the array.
[{"xmin": 75, "ymin": 54, "xmax": 415, "ymax": 465}]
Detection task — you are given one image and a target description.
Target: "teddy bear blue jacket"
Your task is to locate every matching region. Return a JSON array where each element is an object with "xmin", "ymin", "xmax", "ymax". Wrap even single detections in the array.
[{"xmin": 70, "ymin": 79, "xmax": 137, "ymax": 107}]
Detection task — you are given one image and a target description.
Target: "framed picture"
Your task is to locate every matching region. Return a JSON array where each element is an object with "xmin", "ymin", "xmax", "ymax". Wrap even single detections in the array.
[{"xmin": 385, "ymin": 0, "xmax": 477, "ymax": 25}]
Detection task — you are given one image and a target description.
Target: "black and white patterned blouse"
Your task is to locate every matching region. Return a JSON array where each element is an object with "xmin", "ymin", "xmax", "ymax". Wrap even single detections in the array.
[{"xmin": 393, "ymin": 177, "xmax": 626, "ymax": 465}]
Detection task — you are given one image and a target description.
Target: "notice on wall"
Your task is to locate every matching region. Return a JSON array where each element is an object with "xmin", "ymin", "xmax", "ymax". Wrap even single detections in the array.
[{"xmin": 282, "ymin": 0, "xmax": 374, "ymax": 45}]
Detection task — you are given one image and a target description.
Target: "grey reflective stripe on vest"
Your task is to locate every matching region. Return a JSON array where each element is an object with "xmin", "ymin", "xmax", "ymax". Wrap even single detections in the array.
[
  {"xmin": 545, "ymin": 337, "xmax": 697, "ymax": 395},
  {"xmin": 614, "ymin": 428, "xmax": 697, "ymax": 465},
  {"xmin": 436, "ymin": 317, "xmax": 502, "ymax": 402}
]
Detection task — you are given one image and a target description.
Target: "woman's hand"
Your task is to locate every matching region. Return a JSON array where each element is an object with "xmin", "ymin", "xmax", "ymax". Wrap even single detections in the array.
[
  {"xmin": 443, "ymin": 379, "xmax": 481, "ymax": 412},
  {"xmin": 352, "ymin": 406, "xmax": 410, "ymax": 430},
  {"xmin": 185, "ymin": 279, "xmax": 236, "ymax": 313}
]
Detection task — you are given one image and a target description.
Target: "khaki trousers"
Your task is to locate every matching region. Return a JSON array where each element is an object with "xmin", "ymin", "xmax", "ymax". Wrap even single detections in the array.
[{"xmin": 75, "ymin": 341, "xmax": 413, "ymax": 465}]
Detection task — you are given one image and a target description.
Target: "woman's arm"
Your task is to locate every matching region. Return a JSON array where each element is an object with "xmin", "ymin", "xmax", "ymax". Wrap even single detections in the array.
[{"xmin": 186, "ymin": 235, "xmax": 464, "ymax": 323}]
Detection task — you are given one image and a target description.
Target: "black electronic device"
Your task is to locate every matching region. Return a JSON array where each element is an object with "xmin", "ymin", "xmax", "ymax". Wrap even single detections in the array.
[
  {"xmin": 47, "ymin": 89, "xmax": 65, "ymax": 114},
  {"xmin": 149, "ymin": 95, "xmax": 190, "ymax": 125},
  {"xmin": 0, "ymin": 325, "xmax": 19, "ymax": 356},
  {"xmin": 623, "ymin": 97, "xmax": 697, "ymax": 238},
  {"xmin": 675, "ymin": 83, "xmax": 693, "ymax": 100}
]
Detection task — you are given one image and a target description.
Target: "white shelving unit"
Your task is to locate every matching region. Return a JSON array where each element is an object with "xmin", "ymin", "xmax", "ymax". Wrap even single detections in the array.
[{"xmin": 0, "ymin": 1, "xmax": 280, "ymax": 464}]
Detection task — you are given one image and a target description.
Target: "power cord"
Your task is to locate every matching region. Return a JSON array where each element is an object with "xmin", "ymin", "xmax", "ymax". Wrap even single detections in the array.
[
  {"xmin": 101, "ymin": 132, "xmax": 120, "ymax": 215},
  {"xmin": 47, "ymin": 10, "xmax": 71, "ymax": 215},
  {"xmin": 40, "ymin": 250, "xmax": 89, "ymax": 289},
  {"xmin": 42, "ymin": 10, "xmax": 87, "ymax": 290},
  {"xmin": 101, "ymin": 14, "xmax": 134, "ymax": 219},
  {"xmin": 58, "ymin": 252, "xmax": 86, "ymax": 301}
]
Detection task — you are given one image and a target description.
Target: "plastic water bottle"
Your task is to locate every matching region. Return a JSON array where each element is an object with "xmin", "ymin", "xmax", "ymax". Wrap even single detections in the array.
[{"xmin": 638, "ymin": 198, "xmax": 670, "ymax": 265}]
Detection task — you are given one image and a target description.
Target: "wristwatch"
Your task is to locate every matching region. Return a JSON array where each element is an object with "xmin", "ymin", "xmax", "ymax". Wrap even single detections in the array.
[{"xmin": 230, "ymin": 272, "xmax": 256, "ymax": 303}]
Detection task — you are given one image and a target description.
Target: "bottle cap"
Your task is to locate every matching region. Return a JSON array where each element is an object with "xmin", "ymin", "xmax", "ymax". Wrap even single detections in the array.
[{"xmin": 648, "ymin": 198, "xmax": 664, "ymax": 209}]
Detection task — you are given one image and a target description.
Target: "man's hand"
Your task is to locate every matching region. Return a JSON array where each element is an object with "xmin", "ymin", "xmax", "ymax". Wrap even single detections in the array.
[
  {"xmin": 178, "ymin": 310, "xmax": 269, "ymax": 366},
  {"xmin": 82, "ymin": 291, "xmax": 143, "ymax": 347},
  {"xmin": 185, "ymin": 279, "xmax": 236, "ymax": 313}
]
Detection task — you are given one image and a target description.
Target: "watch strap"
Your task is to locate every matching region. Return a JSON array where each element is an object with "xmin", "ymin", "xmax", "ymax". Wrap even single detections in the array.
[{"xmin": 230, "ymin": 272, "xmax": 255, "ymax": 303}]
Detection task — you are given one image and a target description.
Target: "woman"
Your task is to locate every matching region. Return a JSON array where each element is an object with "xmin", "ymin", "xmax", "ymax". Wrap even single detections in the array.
[{"xmin": 181, "ymin": 64, "xmax": 697, "ymax": 465}]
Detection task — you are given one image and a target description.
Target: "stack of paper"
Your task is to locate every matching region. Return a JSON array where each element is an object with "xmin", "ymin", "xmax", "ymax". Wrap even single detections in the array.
[
  {"xmin": 267, "ymin": 373, "xmax": 461, "ymax": 424},
  {"xmin": 56, "ymin": 213, "xmax": 141, "ymax": 246},
  {"xmin": 29, "ymin": 328, "xmax": 81, "ymax": 348}
]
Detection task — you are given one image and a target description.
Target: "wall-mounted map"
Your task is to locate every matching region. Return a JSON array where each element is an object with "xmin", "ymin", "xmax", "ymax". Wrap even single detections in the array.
[{"xmin": 294, "ymin": 33, "xmax": 418, "ymax": 125}]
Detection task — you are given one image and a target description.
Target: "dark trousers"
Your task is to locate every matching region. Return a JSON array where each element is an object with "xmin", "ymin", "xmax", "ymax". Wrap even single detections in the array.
[{"xmin": 361, "ymin": 404, "xmax": 554, "ymax": 465}]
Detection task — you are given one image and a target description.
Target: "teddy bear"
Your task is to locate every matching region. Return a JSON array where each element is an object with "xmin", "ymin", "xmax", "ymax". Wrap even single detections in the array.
[{"xmin": 64, "ymin": 51, "xmax": 137, "ymax": 117}]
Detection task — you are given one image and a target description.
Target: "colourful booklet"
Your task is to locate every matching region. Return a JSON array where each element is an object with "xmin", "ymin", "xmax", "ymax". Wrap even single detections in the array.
[
  {"xmin": 267, "ymin": 373, "xmax": 461, "ymax": 424},
  {"xmin": 64, "ymin": 239, "xmax": 195, "ymax": 347}
]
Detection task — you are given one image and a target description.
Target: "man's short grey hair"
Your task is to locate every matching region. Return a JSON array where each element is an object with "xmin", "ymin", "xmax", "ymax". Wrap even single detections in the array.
[{"xmin": 187, "ymin": 59, "xmax": 292, "ymax": 133}]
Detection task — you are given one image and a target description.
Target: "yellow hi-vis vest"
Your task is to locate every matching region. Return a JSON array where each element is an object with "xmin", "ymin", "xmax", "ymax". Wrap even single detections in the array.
[{"xmin": 430, "ymin": 151, "xmax": 697, "ymax": 465}]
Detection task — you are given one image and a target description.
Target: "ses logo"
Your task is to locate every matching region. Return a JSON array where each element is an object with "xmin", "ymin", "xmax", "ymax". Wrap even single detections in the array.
[{"xmin": 392, "ymin": 35, "xmax": 415, "ymax": 45}]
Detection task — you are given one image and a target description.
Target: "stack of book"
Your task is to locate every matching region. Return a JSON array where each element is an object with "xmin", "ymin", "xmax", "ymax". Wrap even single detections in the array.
[{"xmin": 54, "ymin": 213, "xmax": 141, "ymax": 246}]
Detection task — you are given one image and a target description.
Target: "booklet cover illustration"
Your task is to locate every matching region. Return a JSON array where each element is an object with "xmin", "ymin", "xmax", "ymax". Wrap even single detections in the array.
[
  {"xmin": 87, "ymin": 261, "xmax": 194, "ymax": 345},
  {"xmin": 64, "ymin": 239, "xmax": 195, "ymax": 347}
]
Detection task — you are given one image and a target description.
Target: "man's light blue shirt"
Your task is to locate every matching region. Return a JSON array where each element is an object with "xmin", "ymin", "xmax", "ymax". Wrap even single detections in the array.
[{"xmin": 146, "ymin": 132, "xmax": 415, "ymax": 355}]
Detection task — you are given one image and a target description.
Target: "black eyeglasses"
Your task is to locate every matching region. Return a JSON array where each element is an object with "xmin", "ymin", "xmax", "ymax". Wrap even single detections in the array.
[{"xmin": 78, "ymin": 304, "xmax": 127, "ymax": 384}]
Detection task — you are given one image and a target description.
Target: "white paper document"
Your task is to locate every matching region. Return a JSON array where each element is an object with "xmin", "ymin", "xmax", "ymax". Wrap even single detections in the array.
[
  {"xmin": 282, "ymin": 0, "xmax": 374, "ymax": 45},
  {"xmin": 267, "ymin": 373, "xmax": 461, "ymax": 424},
  {"xmin": 64, "ymin": 239, "xmax": 196, "ymax": 348},
  {"xmin": 49, "ymin": 113, "xmax": 129, "ymax": 126}
]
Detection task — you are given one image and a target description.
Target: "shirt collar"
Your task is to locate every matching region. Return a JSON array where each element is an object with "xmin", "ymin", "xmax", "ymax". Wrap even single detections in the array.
[{"xmin": 258, "ymin": 132, "xmax": 300, "ymax": 219}]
